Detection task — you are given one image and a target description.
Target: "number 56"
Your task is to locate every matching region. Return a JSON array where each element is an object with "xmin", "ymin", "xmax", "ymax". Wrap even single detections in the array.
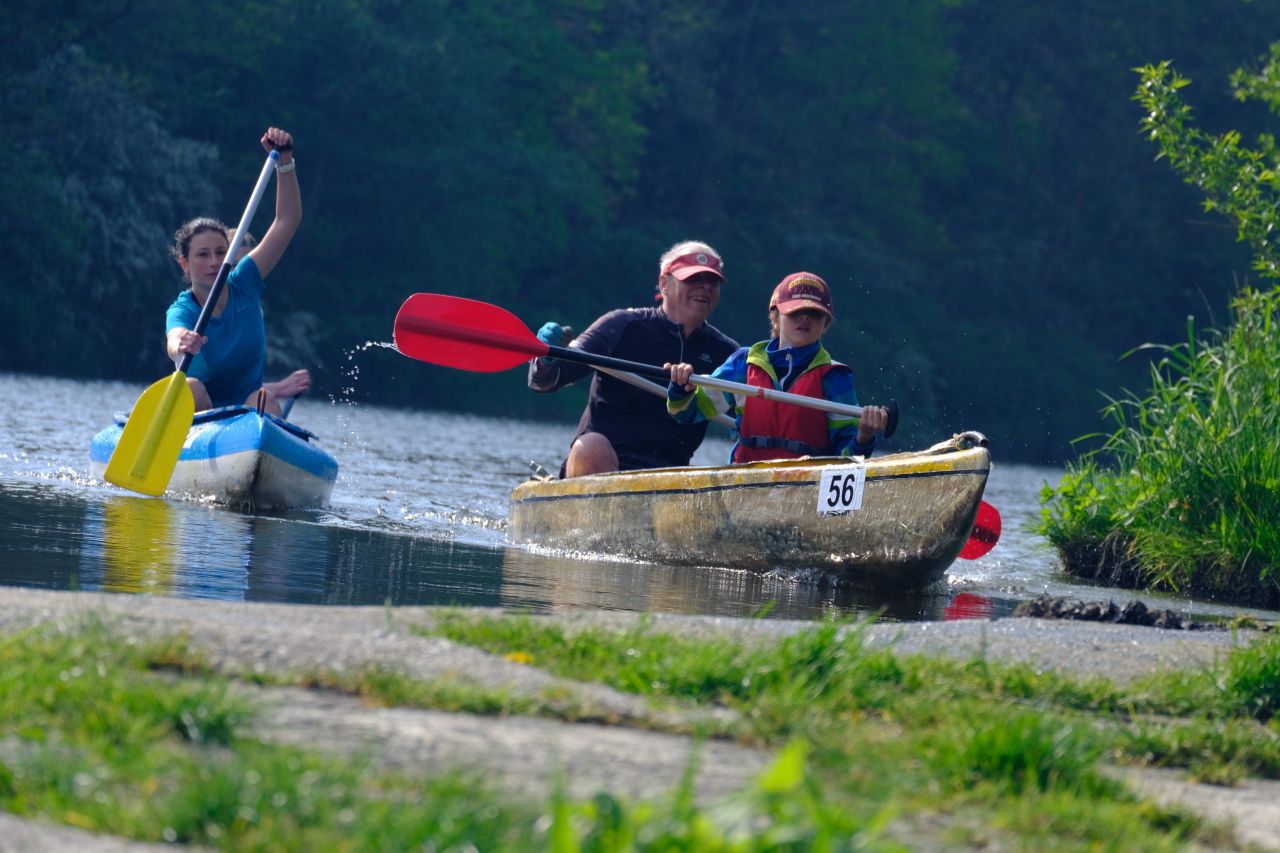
[{"xmin": 826, "ymin": 474, "xmax": 857, "ymax": 507}]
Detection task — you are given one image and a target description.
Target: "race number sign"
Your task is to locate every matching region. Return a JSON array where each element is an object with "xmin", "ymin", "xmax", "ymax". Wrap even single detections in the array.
[{"xmin": 817, "ymin": 464, "xmax": 865, "ymax": 515}]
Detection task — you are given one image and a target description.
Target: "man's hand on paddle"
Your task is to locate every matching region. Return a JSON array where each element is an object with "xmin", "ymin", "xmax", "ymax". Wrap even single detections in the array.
[
  {"xmin": 536, "ymin": 322, "xmax": 573, "ymax": 347},
  {"xmin": 665, "ymin": 362, "xmax": 695, "ymax": 392},
  {"xmin": 535, "ymin": 322, "xmax": 573, "ymax": 365}
]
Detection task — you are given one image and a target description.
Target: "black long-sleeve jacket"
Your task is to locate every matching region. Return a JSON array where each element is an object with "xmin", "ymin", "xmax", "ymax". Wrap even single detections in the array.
[{"xmin": 528, "ymin": 306, "xmax": 738, "ymax": 470}]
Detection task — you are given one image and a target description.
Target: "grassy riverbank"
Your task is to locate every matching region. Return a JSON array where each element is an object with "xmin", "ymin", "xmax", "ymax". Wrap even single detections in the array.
[
  {"xmin": 1039, "ymin": 287, "xmax": 1280, "ymax": 608},
  {"xmin": 3, "ymin": 611, "xmax": 1278, "ymax": 850}
]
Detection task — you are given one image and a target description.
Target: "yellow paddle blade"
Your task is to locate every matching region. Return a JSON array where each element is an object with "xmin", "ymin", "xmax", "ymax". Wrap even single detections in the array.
[{"xmin": 103, "ymin": 372, "xmax": 196, "ymax": 497}]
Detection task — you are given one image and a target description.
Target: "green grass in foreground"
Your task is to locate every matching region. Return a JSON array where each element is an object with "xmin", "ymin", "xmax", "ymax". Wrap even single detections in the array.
[
  {"xmin": 0, "ymin": 620, "xmax": 548, "ymax": 849},
  {"xmin": 0, "ymin": 619, "xmax": 906, "ymax": 850},
  {"xmin": 423, "ymin": 612, "xmax": 1280, "ymax": 849},
  {"xmin": 5, "ymin": 614, "xmax": 1279, "ymax": 850}
]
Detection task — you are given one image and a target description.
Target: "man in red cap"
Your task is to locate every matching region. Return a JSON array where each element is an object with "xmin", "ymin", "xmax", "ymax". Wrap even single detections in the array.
[
  {"xmin": 529, "ymin": 240, "xmax": 738, "ymax": 477},
  {"xmin": 666, "ymin": 271, "xmax": 890, "ymax": 462}
]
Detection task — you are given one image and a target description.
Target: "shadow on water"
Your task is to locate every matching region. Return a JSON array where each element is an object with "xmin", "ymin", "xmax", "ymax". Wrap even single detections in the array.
[{"xmin": 0, "ymin": 480, "xmax": 1011, "ymax": 622}]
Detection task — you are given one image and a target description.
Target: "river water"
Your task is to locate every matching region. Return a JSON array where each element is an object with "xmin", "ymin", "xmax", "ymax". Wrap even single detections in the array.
[{"xmin": 1, "ymin": 372, "xmax": 1272, "ymax": 623}]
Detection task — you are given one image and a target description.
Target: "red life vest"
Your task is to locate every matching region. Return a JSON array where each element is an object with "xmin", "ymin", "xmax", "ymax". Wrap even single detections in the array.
[{"xmin": 733, "ymin": 362, "xmax": 835, "ymax": 463}]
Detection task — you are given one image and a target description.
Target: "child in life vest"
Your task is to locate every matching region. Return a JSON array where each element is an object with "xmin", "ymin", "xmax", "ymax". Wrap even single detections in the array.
[{"xmin": 665, "ymin": 272, "xmax": 889, "ymax": 462}]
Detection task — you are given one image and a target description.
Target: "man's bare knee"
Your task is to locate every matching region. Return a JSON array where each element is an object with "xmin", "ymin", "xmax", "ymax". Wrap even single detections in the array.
[{"xmin": 566, "ymin": 433, "xmax": 618, "ymax": 477}]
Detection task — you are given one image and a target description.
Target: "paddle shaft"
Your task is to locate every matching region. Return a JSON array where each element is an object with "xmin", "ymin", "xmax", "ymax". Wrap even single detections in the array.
[
  {"xmin": 175, "ymin": 150, "xmax": 279, "ymax": 373},
  {"xmin": 592, "ymin": 365, "xmax": 737, "ymax": 431},
  {"xmin": 392, "ymin": 293, "xmax": 896, "ymax": 435},
  {"xmin": 543, "ymin": 343, "xmax": 869, "ymax": 420}
]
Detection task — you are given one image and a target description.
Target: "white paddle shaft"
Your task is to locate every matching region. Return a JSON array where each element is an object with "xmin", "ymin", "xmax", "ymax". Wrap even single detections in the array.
[
  {"xmin": 689, "ymin": 374, "xmax": 865, "ymax": 419},
  {"xmin": 593, "ymin": 365, "xmax": 737, "ymax": 431}
]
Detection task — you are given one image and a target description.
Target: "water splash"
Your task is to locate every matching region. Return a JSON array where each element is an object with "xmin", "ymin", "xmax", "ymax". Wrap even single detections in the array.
[
  {"xmin": 523, "ymin": 542, "xmax": 650, "ymax": 565},
  {"xmin": 328, "ymin": 341, "xmax": 397, "ymax": 407},
  {"xmin": 325, "ymin": 340, "xmax": 404, "ymax": 463}
]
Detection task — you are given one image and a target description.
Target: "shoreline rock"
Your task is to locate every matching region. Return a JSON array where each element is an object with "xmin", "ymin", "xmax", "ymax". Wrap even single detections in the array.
[{"xmin": 1012, "ymin": 592, "xmax": 1210, "ymax": 630}]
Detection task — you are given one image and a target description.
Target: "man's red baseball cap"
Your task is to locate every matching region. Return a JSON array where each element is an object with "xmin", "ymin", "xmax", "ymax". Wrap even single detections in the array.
[{"xmin": 662, "ymin": 251, "xmax": 724, "ymax": 282}]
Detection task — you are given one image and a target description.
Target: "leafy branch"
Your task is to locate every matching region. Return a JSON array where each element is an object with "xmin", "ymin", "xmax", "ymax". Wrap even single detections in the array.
[{"xmin": 1135, "ymin": 55, "xmax": 1280, "ymax": 279}]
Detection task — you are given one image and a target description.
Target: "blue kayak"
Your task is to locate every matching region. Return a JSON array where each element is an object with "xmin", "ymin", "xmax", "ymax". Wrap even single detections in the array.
[{"xmin": 90, "ymin": 405, "xmax": 339, "ymax": 509}]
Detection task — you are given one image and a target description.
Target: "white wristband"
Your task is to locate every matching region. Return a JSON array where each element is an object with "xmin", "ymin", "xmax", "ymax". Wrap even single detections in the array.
[{"xmin": 276, "ymin": 159, "xmax": 296, "ymax": 174}]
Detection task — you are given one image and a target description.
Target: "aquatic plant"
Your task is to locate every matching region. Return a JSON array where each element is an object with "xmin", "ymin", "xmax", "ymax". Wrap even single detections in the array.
[{"xmin": 1042, "ymin": 288, "xmax": 1280, "ymax": 601}]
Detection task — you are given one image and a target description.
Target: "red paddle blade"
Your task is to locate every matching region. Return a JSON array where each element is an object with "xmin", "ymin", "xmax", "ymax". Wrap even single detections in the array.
[
  {"xmin": 393, "ymin": 293, "xmax": 549, "ymax": 372},
  {"xmin": 959, "ymin": 500, "xmax": 1001, "ymax": 560}
]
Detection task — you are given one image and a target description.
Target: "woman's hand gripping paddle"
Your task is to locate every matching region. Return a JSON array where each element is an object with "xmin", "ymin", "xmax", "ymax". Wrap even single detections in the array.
[
  {"xmin": 104, "ymin": 150, "xmax": 281, "ymax": 497},
  {"xmin": 393, "ymin": 293, "xmax": 899, "ymax": 437}
]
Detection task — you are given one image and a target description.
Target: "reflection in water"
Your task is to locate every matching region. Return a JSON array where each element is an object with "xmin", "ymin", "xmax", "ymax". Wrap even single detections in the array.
[
  {"xmin": 0, "ymin": 480, "xmax": 86, "ymax": 592},
  {"xmin": 83, "ymin": 496, "xmax": 257, "ymax": 599},
  {"xmin": 245, "ymin": 515, "xmax": 315, "ymax": 601},
  {"xmin": 498, "ymin": 546, "xmax": 959, "ymax": 622},
  {"xmin": 943, "ymin": 592, "xmax": 995, "ymax": 621},
  {"xmin": 320, "ymin": 530, "xmax": 502, "ymax": 608},
  {"xmin": 97, "ymin": 497, "xmax": 179, "ymax": 594},
  {"xmin": 8, "ymin": 483, "xmax": 509, "ymax": 608},
  {"xmin": 50, "ymin": 480, "xmax": 980, "ymax": 619}
]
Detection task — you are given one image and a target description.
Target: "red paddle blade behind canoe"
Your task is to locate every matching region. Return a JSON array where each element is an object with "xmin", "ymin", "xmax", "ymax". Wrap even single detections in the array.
[
  {"xmin": 393, "ymin": 293, "xmax": 550, "ymax": 372},
  {"xmin": 959, "ymin": 500, "xmax": 1002, "ymax": 560}
]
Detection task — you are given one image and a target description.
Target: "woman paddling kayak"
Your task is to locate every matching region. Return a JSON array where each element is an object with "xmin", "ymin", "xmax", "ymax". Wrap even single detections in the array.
[{"xmin": 164, "ymin": 126, "xmax": 309, "ymax": 417}]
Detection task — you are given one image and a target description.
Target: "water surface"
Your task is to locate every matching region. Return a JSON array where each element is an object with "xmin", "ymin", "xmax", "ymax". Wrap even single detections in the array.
[{"xmin": 2, "ymin": 372, "xmax": 1271, "ymax": 623}]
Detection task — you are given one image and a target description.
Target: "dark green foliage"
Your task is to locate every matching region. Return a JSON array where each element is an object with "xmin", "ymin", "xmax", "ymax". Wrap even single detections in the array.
[
  {"xmin": 1137, "ymin": 52, "xmax": 1280, "ymax": 280},
  {"xmin": 0, "ymin": 137, "xmax": 88, "ymax": 371},
  {"xmin": 1, "ymin": 45, "xmax": 217, "ymax": 378},
  {"xmin": 3, "ymin": 1, "xmax": 1279, "ymax": 461}
]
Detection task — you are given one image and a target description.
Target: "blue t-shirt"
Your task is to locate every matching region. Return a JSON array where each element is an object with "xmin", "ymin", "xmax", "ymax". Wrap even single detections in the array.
[{"xmin": 165, "ymin": 257, "xmax": 266, "ymax": 408}]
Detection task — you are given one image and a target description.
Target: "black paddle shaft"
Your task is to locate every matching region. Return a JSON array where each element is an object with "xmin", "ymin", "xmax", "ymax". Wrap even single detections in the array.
[
  {"xmin": 175, "ymin": 260, "xmax": 234, "ymax": 375},
  {"xmin": 173, "ymin": 150, "xmax": 280, "ymax": 375},
  {"xmin": 544, "ymin": 343, "xmax": 669, "ymax": 381}
]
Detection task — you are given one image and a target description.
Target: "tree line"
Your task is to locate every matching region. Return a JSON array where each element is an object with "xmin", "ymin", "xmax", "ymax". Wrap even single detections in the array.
[{"xmin": 2, "ymin": 0, "xmax": 1278, "ymax": 463}]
